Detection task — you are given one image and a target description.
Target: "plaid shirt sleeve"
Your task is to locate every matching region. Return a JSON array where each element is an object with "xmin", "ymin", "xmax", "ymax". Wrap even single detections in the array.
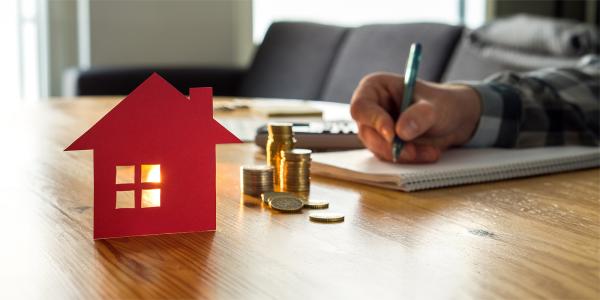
[{"xmin": 465, "ymin": 55, "xmax": 599, "ymax": 148}]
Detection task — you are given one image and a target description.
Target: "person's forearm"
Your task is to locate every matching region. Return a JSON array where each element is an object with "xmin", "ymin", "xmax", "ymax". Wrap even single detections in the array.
[{"xmin": 465, "ymin": 56, "xmax": 599, "ymax": 148}]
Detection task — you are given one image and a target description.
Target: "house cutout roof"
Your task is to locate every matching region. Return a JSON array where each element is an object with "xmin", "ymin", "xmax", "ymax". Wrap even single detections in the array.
[{"xmin": 66, "ymin": 73, "xmax": 240, "ymax": 152}]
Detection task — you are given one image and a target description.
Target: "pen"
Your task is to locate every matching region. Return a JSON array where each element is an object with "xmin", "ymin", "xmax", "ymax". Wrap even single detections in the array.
[{"xmin": 392, "ymin": 42, "xmax": 422, "ymax": 163}]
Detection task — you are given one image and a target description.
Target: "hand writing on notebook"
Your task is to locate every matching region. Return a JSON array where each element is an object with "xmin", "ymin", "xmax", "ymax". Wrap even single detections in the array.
[{"xmin": 350, "ymin": 72, "xmax": 481, "ymax": 163}]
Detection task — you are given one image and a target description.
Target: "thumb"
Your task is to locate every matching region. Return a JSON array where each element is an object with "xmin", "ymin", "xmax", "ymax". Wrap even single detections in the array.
[{"xmin": 395, "ymin": 100, "xmax": 436, "ymax": 141}]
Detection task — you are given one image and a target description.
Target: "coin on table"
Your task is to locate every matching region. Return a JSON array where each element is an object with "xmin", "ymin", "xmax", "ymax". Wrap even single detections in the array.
[
  {"xmin": 269, "ymin": 196, "xmax": 304, "ymax": 212},
  {"xmin": 303, "ymin": 200, "xmax": 329, "ymax": 209},
  {"xmin": 309, "ymin": 212, "xmax": 344, "ymax": 223},
  {"xmin": 261, "ymin": 191, "xmax": 294, "ymax": 204}
]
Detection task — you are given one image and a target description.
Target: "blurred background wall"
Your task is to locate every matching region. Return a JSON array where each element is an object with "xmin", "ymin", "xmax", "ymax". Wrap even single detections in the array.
[
  {"xmin": 51, "ymin": 0, "xmax": 253, "ymax": 98},
  {"xmin": 0, "ymin": 0, "xmax": 597, "ymax": 100},
  {"xmin": 86, "ymin": 1, "xmax": 253, "ymax": 67}
]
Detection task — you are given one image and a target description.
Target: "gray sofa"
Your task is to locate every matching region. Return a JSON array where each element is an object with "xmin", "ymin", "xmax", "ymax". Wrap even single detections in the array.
[{"xmin": 67, "ymin": 21, "xmax": 585, "ymax": 103}]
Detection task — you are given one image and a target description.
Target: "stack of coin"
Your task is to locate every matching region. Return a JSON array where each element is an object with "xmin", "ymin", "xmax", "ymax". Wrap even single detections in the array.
[
  {"xmin": 266, "ymin": 123, "xmax": 296, "ymax": 190},
  {"xmin": 280, "ymin": 149, "xmax": 312, "ymax": 193},
  {"xmin": 241, "ymin": 165, "xmax": 274, "ymax": 197}
]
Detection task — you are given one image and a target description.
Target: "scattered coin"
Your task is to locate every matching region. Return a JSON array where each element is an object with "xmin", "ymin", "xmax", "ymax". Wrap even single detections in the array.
[
  {"xmin": 309, "ymin": 212, "xmax": 345, "ymax": 223},
  {"xmin": 270, "ymin": 196, "xmax": 304, "ymax": 213},
  {"xmin": 303, "ymin": 200, "xmax": 329, "ymax": 209},
  {"xmin": 261, "ymin": 191, "xmax": 294, "ymax": 204}
]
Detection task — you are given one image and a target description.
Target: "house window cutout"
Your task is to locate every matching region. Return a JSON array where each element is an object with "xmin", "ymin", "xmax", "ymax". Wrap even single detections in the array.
[
  {"xmin": 115, "ymin": 164, "xmax": 162, "ymax": 209},
  {"xmin": 141, "ymin": 164, "xmax": 161, "ymax": 183},
  {"xmin": 116, "ymin": 165, "xmax": 135, "ymax": 184},
  {"xmin": 116, "ymin": 191, "xmax": 135, "ymax": 209},
  {"xmin": 142, "ymin": 189, "xmax": 161, "ymax": 207}
]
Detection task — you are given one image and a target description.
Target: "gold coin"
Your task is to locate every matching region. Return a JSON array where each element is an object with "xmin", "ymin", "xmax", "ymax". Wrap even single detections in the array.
[
  {"xmin": 309, "ymin": 212, "xmax": 344, "ymax": 223},
  {"xmin": 241, "ymin": 165, "xmax": 273, "ymax": 172},
  {"xmin": 261, "ymin": 191, "xmax": 294, "ymax": 204},
  {"xmin": 281, "ymin": 148, "xmax": 312, "ymax": 161},
  {"xmin": 268, "ymin": 123, "xmax": 293, "ymax": 135},
  {"xmin": 303, "ymin": 200, "xmax": 329, "ymax": 209},
  {"xmin": 270, "ymin": 196, "xmax": 304, "ymax": 212}
]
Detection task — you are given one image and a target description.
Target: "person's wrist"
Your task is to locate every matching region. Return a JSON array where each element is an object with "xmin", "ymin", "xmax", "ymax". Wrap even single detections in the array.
[{"xmin": 450, "ymin": 85, "xmax": 482, "ymax": 145}]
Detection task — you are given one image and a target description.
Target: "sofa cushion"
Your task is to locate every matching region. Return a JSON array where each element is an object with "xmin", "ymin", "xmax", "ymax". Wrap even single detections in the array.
[
  {"xmin": 442, "ymin": 30, "xmax": 583, "ymax": 82},
  {"xmin": 320, "ymin": 23, "xmax": 463, "ymax": 103},
  {"xmin": 239, "ymin": 22, "xmax": 348, "ymax": 100}
]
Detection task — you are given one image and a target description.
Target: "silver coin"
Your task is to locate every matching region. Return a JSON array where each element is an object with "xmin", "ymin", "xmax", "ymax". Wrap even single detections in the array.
[
  {"xmin": 269, "ymin": 196, "xmax": 304, "ymax": 212},
  {"xmin": 261, "ymin": 191, "xmax": 294, "ymax": 204}
]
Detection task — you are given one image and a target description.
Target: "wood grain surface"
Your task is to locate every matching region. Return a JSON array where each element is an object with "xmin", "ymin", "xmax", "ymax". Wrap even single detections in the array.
[{"xmin": 0, "ymin": 97, "xmax": 598, "ymax": 299}]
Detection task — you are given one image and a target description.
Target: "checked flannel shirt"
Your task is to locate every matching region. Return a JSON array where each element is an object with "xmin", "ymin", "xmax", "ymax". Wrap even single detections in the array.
[{"xmin": 465, "ymin": 55, "xmax": 599, "ymax": 148}]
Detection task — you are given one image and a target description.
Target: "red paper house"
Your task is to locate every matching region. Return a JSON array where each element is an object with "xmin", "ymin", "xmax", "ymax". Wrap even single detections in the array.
[{"xmin": 66, "ymin": 74, "xmax": 240, "ymax": 239}]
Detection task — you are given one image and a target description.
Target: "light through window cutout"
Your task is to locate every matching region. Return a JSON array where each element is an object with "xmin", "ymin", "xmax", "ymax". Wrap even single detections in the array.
[
  {"xmin": 116, "ymin": 191, "xmax": 135, "ymax": 209},
  {"xmin": 141, "ymin": 189, "xmax": 161, "ymax": 208},
  {"xmin": 116, "ymin": 165, "xmax": 135, "ymax": 184},
  {"xmin": 141, "ymin": 164, "xmax": 161, "ymax": 183}
]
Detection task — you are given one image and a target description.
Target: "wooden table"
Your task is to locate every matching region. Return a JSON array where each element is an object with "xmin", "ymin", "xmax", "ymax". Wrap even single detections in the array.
[{"xmin": 1, "ymin": 97, "xmax": 598, "ymax": 299}]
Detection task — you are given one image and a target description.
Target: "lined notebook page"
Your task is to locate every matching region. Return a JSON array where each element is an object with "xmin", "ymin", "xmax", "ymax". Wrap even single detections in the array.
[{"xmin": 311, "ymin": 146, "xmax": 600, "ymax": 191}]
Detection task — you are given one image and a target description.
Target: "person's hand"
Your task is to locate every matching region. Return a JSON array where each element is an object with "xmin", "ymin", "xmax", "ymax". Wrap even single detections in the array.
[{"xmin": 350, "ymin": 72, "xmax": 482, "ymax": 163}]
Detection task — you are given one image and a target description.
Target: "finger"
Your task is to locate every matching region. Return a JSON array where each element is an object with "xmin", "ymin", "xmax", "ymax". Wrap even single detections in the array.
[
  {"xmin": 351, "ymin": 100, "xmax": 395, "ymax": 143},
  {"xmin": 354, "ymin": 72, "xmax": 405, "ymax": 108},
  {"xmin": 413, "ymin": 144, "xmax": 441, "ymax": 162},
  {"xmin": 411, "ymin": 135, "xmax": 454, "ymax": 149},
  {"xmin": 359, "ymin": 125, "xmax": 442, "ymax": 164},
  {"xmin": 358, "ymin": 125, "xmax": 393, "ymax": 161},
  {"xmin": 395, "ymin": 100, "xmax": 437, "ymax": 141},
  {"xmin": 396, "ymin": 143, "xmax": 442, "ymax": 164},
  {"xmin": 351, "ymin": 73, "xmax": 406, "ymax": 143}
]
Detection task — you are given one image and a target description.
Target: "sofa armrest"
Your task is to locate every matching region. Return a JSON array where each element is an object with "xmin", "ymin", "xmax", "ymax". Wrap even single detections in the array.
[{"xmin": 64, "ymin": 66, "xmax": 246, "ymax": 97}]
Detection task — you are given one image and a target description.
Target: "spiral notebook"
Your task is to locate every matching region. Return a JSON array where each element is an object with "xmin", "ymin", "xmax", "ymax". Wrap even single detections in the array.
[{"xmin": 311, "ymin": 146, "xmax": 600, "ymax": 191}]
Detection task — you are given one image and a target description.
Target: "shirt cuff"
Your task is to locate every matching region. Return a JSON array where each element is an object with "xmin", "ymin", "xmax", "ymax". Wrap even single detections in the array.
[{"xmin": 462, "ymin": 83, "xmax": 504, "ymax": 147}]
